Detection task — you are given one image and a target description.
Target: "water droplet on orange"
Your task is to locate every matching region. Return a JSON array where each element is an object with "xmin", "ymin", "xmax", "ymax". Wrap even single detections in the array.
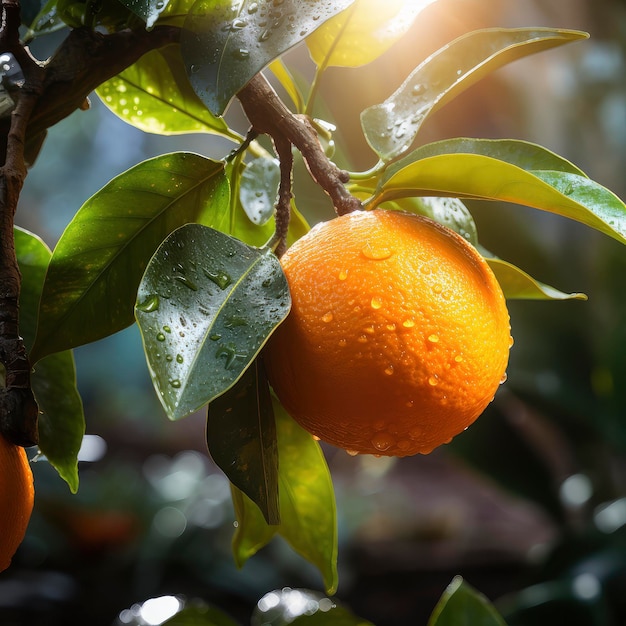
[
  {"xmin": 361, "ymin": 243, "xmax": 392, "ymax": 260},
  {"xmin": 371, "ymin": 432, "xmax": 395, "ymax": 451},
  {"xmin": 363, "ymin": 324, "xmax": 375, "ymax": 335},
  {"xmin": 428, "ymin": 375, "xmax": 439, "ymax": 386},
  {"xmin": 338, "ymin": 339, "xmax": 347, "ymax": 347},
  {"xmin": 427, "ymin": 333, "xmax": 439, "ymax": 343},
  {"xmin": 454, "ymin": 354, "xmax": 463, "ymax": 363},
  {"xmin": 312, "ymin": 435, "xmax": 320, "ymax": 441},
  {"xmin": 500, "ymin": 372, "xmax": 508, "ymax": 384},
  {"xmin": 433, "ymin": 284, "xmax": 443, "ymax": 294},
  {"xmin": 509, "ymin": 336, "xmax": 515, "ymax": 348},
  {"xmin": 346, "ymin": 449, "xmax": 359, "ymax": 456},
  {"xmin": 402, "ymin": 319, "xmax": 415, "ymax": 328},
  {"xmin": 370, "ymin": 296, "xmax": 382, "ymax": 309},
  {"xmin": 384, "ymin": 365, "xmax": 394, "ymax": 376},
  {"xmin": 357, "ymin": 335, "xmax": 368, "ymax": 343},
  {"xmin": 338, "ymin": 269, "xmax": 348, "ymax": 281},
  {"xmin": 321, "ymin": 311, "xmax": 333, "ymax": 323},
  {"xmin": 386, "ymin": 323, "xmax": 397, "ymax": 331}
]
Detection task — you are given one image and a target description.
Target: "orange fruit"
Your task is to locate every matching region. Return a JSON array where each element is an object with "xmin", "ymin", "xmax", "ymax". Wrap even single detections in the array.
[
  {"xmin": 0, "ymin": 435, "xmax": 34, "ymax": 571},
  {"xmin": 264, "ymin": 209, "xmax": 512, "ymax": 457}
]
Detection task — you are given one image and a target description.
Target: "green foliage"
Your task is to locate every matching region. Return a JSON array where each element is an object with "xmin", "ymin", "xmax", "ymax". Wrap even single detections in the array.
[{"xmin": 17, "ymin": 0, "xmax": 626, "ymax": 617}]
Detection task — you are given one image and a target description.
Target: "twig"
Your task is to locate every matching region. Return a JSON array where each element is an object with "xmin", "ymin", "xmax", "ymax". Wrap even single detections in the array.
[
  {"xmin": 237, "ymin": 73, "xmax": 362, "ymax": 218},
  {"xmin": 269, "ymin": 135, "xmax": 293, "ymax": 257}
]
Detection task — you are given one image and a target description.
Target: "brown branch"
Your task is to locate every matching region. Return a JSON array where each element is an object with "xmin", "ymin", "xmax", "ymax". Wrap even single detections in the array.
[
  {"xmin": 237, "ymin": 73, "xmax": 362, "ymax": 218},
  {"xmin": 270, "ymin": 135, "xmax": 293, "ymax": 258}
]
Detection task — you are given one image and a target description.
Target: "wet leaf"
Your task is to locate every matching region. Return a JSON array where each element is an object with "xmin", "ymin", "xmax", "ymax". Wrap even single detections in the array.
[
  {"xmin": 375, "ymin": 153, "xmax": 626, "ymax": 244},
  {"xmin": 136, "ymin": 224, "xmax": 290, "ymax": 420},
  {"xmin": 208, "ymin": 358, "xmax": 279, "ymax": 525},
  {"xmin": 118, "ymin": 0, "xmax": 168, "ymax": 27},
  {"xmin": 181, "ymin": 0, "xmax": 356, "ymax": 115},
  {"xmin": 232, "ymin": 397, "xmax": 338, "ymax": 594},
  {"xmin": 252, "ymin": 588, "xmax": 374, "ymax": 625},
  {"xmin": 307, "ymin": 0, "xmax": 435, "ymax": 69},
  {"xmin": 361, "ymin": 28, "xmax": 588, "ymax": 160},
  {"xmin": 428, "ymin": 576, "xmax": 507, "ymax": 626},
  {"xmin": 97, "ymin": 45, "xmax": 232, "ymax": 137},
  {"xmin": 15, "ymin": 227, "xmax": 84, "ymax": 493},
  {"xmin": 486, "ymin": 257, "xmax": 587, "ymax": 301},
  {"xmin": 240, "ymin": 156, "xmax": 280, "ymax": 225},
  {"xmin": 31, "ymin": 153, "xmax": 228, "ymax": 362}
]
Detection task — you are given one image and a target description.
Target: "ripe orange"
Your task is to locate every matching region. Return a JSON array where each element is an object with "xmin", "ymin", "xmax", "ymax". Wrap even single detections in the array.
[
  {"xmin": 264, "ymin": 209, "xmax": 512, "ymax": 457},
  {"xmin": 0, "ymin": 435, "xmax": 34, "ymax": 571}
]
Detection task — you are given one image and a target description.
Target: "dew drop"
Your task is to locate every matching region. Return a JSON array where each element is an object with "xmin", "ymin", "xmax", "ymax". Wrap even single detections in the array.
[
  {"xmin": 370, "ymin": 296, "xmax": 382, "ymax": 310},
  {"xmin": 321, "ymin": 311, "xmax": 333, "ymax": 323},
  {"xmin": 432, "ymin": 284, "xmax": 443, "ymax": 294},
  {"xmin": 170, "ymin": 379, "xmax": 181, "ymax": 388},
  {"xmin": 137, "ymin": 294, "xmax": 160, "ymax": 312},
  {"xmin": 357, "ymin": 335, "xmax": 368, "ymax": 344},
  {"xmin": 165, "ymin": 354, "xmax": 173, "ymax": 362},
  {"xmin": 176, "ymin": 354, "xmax": 184, "ymax": 364},
  {"xmin": 346, "ymin": 449, "xmax": 359, "ymax": 457},
  {"xmin": 156, "ymin": 333, "xmax": 166, "ymax": 342},
  {"xmin": 174, "ymin": 275, "xmax": 198, "ymax": 290},
  {"xmin": 384, "ymin": 365, "xmax": 394, "ymax": 376},
  {"xmin": 371, "ymin": 432, "xmax": 395, "ymax": 452},
  {"xmin": 338, "ymin": 269, "xmax": 348, "ymax": 281},
  {"xmin": 312, "ymin": 435, "xmax": 320, "ymax": 441},
  {"xmin": 509, "ymin": 335, "xmax": 515, "ymax": 348},
  {"xmin": 427, "ymin": 334, "xmax": 439, "ymax": 343},
  {"xmin": 386, "ymin": 323, "xmax": 397, "ymax": 331},
  {"xmin": 406, "ymin": 400, "xmax": 415, "ymax": 408},
  {"xmin": 402, "ymin": 319, "xmax": 415, "ymax": 328},
  {"xmin": 247, "ymin": 1, "xmax": 258, "ymax": 13},
  {"xmin": 163, "ymin": 326, "xmax": 171, "ymax": 333},
  {"xmin": 258, "ymin": 29, "xmax": 272, "ymax": 41},
  {"xmin": 412, "ymin": 83, "xmax": 426, "ymax": 96},
  {"xmin": 338, "ymin": 339, "xmax": 347, "ymax": 347},
  {"xmin": 454, "ymin": 354, "xmax": 463, "ymax": 363},
  {"xmin": 363, "ymin": 325, "xmax": 375, "ymax": 335},
  {"xmin": 204, "ymin": 268, "xmax": 231, "ymax": 289},
  {"xmin": 361, "ymin": 243, "xmax": 392, "ymax": 260},
  {"xmin": 231, "ymin": 18, "xmax": 247, "ymax": 29},
  {"xmin": 500, "ymin": 372, "xmax": 508, "ymax": 385},
  {"xmin": 428, "ymin": 375, "xmax": 439, "ymax": 387},
  {"xmin": 210, "ymin": 333, "xmax": 221, "ymax": 341},
  {"xmin": 233, "ymin": 48, "xmax": 250, "ymax": 59}
]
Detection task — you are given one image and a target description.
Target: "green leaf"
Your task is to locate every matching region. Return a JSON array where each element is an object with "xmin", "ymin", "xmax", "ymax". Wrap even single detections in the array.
[
  {"xmin": 392, "ymin": 137, "xmax": 588, "ymax": 177},
  {"xmin": 31, "ymin": 153, "xmax": 228, "ymax": 363},
  {"xmin": 180, "ymin": 0, "xmax": 356, "ymax": 116},
  {"xmin": 163, "ymin": 601, "xmax": 240, "ymax": 626},
  {"xmin": 240, "ymin": 156, "xmax": 280, "ymax": 225},
  {"xmin": 24, "ymin": 0, "xmax": 66, "ymax": 39},
  {"xmin": 486, "ymin": 257, "xmax": 587, "ymax": 301},
  {"xmin": 208, "ymin": 358, "xmax": 279, "ymax": 525},
  {"xmin": 135, "ymin": 223, "xmax": 290, "ymax": 420},
  {"xmin": 361, "ymin": 28, "xmax": 588, "ymax": 160},
  {"xmin": 306, "ymin": 0, "xmax": 434, "ymax": 69},
  {"xmin": 252, "ymin": 588, "xmax": 374, "ymax": 625},
  {"xmin": 15, "ymin": 227, "xmax": 84, "ymax": 492},
  {"xmin": 428, "ymin": 576, "xmax": 508, "ymax": 626},
  {"xmin": 375, "ymin": 154, "xmax": 626, "ymax": 244},
  {"xmin": 96, "ymin": 45, "xmax": 233, "ymax": 137},
  {"xmin": 232, "ymin": 397, "xmax": 338, "ymax": 594},
  {"xmin": 117, "ymin": 0, "xmax": 168, "ymax": 27}
]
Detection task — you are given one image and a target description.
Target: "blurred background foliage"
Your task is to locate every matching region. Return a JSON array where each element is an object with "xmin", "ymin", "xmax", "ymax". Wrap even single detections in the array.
[{"xmin": 4, "ymin": 0, "xmax": 626, "ymax": 624}]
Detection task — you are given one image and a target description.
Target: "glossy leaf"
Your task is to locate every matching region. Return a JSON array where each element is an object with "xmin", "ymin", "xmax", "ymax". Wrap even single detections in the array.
[
  {"xmin": 31, "ymin": 153, "xmax": 228, "ymax": 363},
  {"xmin": 15, "ymin": 227, "xmax": 84, "ymax": 492},
  {"xmin": 118, "ymin": 0, "xmax": 168, "ymax": 27},
  {"xmin": 486, "ymin": 257, "xmax": 587, "ymax": 301},
  {"xmin": 136, "ymin": 224, "xmax": 290, "ymax": 420},
  {"xmin": 153, "ymin": 0, "xmax": 196, "ymax": 27},
  {"xmin": 24, "ymin": 0, "xmax": 66, "ymax": 39},
  {"xmin": 97, "ymin": 45, "xmax": 232, "ymax": 137},
  {"xmin": 361, "ymin": 28, "xmax": 588, "ymax": 160},
  {"xmin": 232, "ymin": 398, "xmax": 338, "ymax": 594},
  {"xmin": 208, "ymin": 358, "xmax": 279, "ymax": 525},
  {"xmin": 307, "ymin": 0, "xmax": 436, "ymax": 69},
  {"xmin": 428, "ymin": 576, "xmax": 507, "ymax": 626},
  {"xmin": 181, "ymin": 0, "xmax": 356, "ymax": 115},
  {"xmin": 240, "ymin": 156, "xmax": 280, "ymax": 225},
  {"xmin": 252, "ymin": 588, "xmax": 374, "ymax": 625},
  {"xmin": 375, "ymin": 154, "xmax": 626, "ymax": 244}
]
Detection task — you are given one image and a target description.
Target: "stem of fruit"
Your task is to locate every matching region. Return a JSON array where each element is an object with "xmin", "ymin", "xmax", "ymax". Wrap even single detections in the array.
[
  {"xmin": 237, "ymin": 73, "xmax": 362, "ymax": 219},
  {"xmin": 268, "ymin": 135, "xmax": 293, "ymax": 257}
]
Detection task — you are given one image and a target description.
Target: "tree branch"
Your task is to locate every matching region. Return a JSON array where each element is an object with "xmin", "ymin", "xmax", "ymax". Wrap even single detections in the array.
[{"xmin": 237, "ymin": 73, "xmax": 362, "ymax": 218}]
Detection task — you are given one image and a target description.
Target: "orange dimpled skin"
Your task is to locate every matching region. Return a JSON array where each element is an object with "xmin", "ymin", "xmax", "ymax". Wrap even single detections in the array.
[
  {"xmin": 264, "ymin": 209, "xmax": 512, "ymax": 457},
  {"xmin": 0, "ymin": 435, "xmax": 34, "ymax": 571}
]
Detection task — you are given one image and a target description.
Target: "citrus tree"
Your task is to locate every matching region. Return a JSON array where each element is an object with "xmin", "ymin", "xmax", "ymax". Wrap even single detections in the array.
[{"xmin": 1, "ymin": 0, "xmax": 625, "ymax": 622}]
